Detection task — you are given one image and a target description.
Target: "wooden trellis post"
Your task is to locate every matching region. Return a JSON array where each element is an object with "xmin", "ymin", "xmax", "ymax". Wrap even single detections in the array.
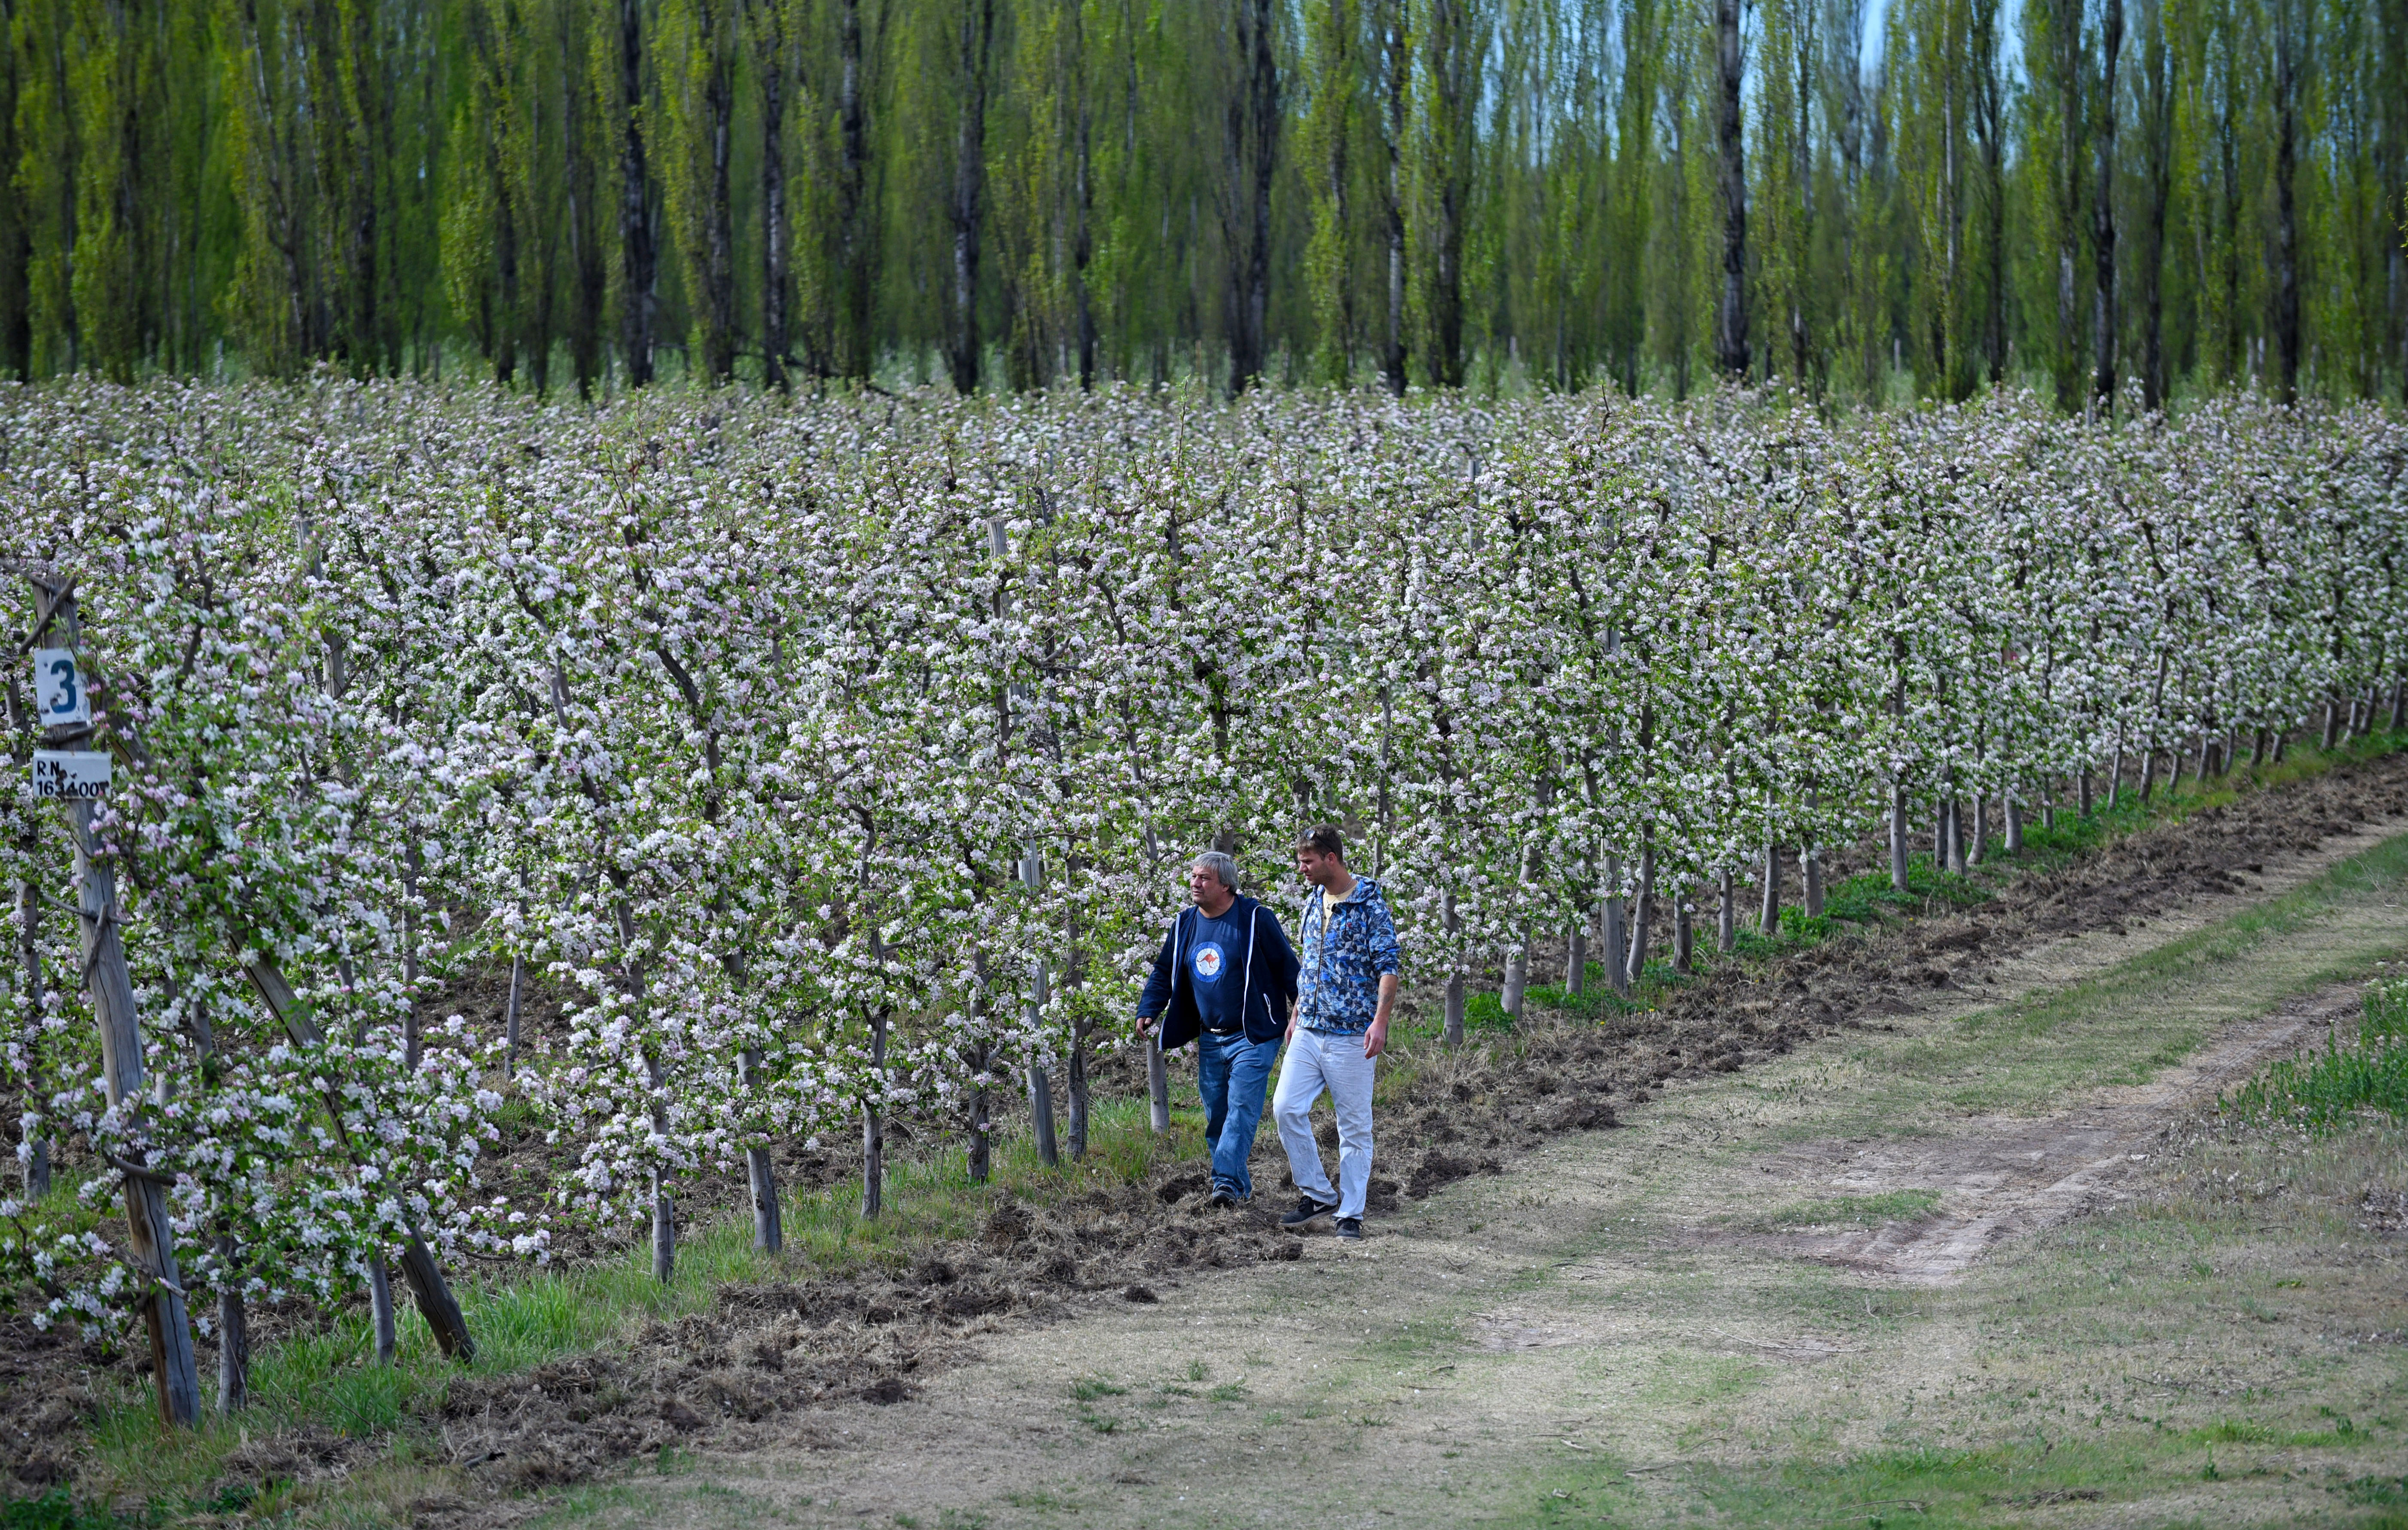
[{"xmin": 26, "ymin": 576, "xmax": 203, "ymax": 1427}]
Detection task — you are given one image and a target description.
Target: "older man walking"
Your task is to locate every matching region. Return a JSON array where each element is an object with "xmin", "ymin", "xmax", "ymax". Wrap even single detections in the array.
[
  {"xmin": 1135, "ymin": 851, "xmax": 1299, "ymax": 1207},
  {"xmin": 1274, "ymin": 825, "xmax": 1401, "ymax": 1242}
]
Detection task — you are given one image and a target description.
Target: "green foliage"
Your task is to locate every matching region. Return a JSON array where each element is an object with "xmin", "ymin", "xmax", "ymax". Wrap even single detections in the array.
[
  {"xmin": 0, "ymin": 1492, "xmax": 136, "ymax": 1530},
  {"xmin": 0, "ymin": 0, "xmax": 2399, "ymax": 399},
  {"xmin": 2221, "ymin": 977, "xmax": 2408, "ymax": 1133}
]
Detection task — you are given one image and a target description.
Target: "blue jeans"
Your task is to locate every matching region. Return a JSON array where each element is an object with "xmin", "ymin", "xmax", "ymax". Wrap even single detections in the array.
[{"xmin": 1196, "ymin": 1030, "xmax": 1281, "ymax": 1198}]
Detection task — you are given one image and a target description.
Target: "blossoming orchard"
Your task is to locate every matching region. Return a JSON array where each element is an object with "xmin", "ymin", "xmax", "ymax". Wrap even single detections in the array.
[{"xmin": 1, "ymin": 379, "xmax": 2402, "ymax": 1425}]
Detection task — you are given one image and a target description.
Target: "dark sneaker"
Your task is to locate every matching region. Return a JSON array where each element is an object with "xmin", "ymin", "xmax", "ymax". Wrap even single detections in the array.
[
  {"xmin": 1335, "ymin": 1217, "xmax": 1364, "ymax": 1241},
  {"xmin": 1207, "ymin": 1184, "xmax": 1238, "ymax": 1209},
  {"xmin": 1280, "ymin": 1195, "xmax": 1338, "ymax": 1228}
]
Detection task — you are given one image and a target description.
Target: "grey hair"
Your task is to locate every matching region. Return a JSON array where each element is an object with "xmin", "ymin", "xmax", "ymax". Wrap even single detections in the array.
[{"xmin": 1190, "ymin": 850, "xmax": 1241, "ymax": 892}]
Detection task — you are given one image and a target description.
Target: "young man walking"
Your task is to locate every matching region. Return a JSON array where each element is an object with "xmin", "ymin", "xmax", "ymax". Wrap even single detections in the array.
[
  {"xmin": 1135, "ymin": 851, "xmax": 1299, "ymax": 1207},
  {"xmin": 1274, "ymin": 825, "xmax": 1401, "ymax": 1241}
]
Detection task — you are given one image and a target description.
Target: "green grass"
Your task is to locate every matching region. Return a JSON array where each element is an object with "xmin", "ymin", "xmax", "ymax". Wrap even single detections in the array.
[
  {"xmin": 2222, "ymin": 978, "xmax": 2408, "ymax": 1132},
  {"xmin": 81, "ymin": 1092, "xmax": 1208, "ymax": 1519},
  {"xmin": 1515, "ymin": 727, "xmax": 2408, "ymax": 1029},
  {"xmin": 1735, "ymin": 1189, "xmax": 1944, "ymax": 1232}
]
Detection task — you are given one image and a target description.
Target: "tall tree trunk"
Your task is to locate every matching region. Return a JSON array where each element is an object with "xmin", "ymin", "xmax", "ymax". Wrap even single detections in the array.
[
  {"xmin": 1713, "ymin": 0, "xmax": 1749, "ymax": 378},
  {"xmin": 754, "ymin": 0, "xmax": 789, "ymax": 391},
  {"xmin": 1225, "ymin": 0, "xmax": 1280, "ymax": 394},
  {"xmin": 836, "ymin": 0, "xmax": 873, "ymax": 379},
  {"xmin": 565, "ymin": 11, "xmax": 608, "ymax": 398},
  {"xmin": 619, "ymin": 0, "xmax": 658, "ymax": 386},
  {"xmin": 2053, "ymin": 0, "xmax": 2085, "ymax": 411},
  {"xmin": 699, "ymin": 3, "xmax": 738, "ymax": 384},
  {"xmin": 1072, "ymin": 0, "xmax": 1096, "ymax": 389},
  {"xmin": 1421, "ymin": 0, "xmax": 1472, "ymax": 386},
  {"xmin": 1974, "ymin": 0, "xmax": 2005, "ymax": 383},
  {"xmin": 2270, "ymin": 0, "xmax": 2302, "ymax": 404},
  {"xmin": 2137, "ymin": 0, "xmax": 2172, "ymax": 411},
  {"xmin": 1379, "ymin": 0, "xmax": 1407, "ymax": 395},
  {"xmin": 947, "ymin": 0, "xmax": 995, "ymax": 394},
  {"xmin": 2092, "ymin": 0, "xmax": 2123, "ymax": 411}
]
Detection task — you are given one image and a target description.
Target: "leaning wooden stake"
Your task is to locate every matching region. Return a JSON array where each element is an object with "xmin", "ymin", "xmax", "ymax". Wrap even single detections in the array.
[
  {"xmin": 73, "ymin": 798, "xmax": 204, "ymax": 1426},
  {"xmin": 34, "ymin": 579, "xmax": 201, "ymax": 1426}
]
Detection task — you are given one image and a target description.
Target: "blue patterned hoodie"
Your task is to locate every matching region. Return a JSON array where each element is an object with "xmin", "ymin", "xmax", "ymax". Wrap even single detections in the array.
[{"xmin": 1295, "ymin": 877, "xmax": 1402, "ymax": 1036}]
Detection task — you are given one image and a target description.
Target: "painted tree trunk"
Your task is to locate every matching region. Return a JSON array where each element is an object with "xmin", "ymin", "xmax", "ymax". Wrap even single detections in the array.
[
  {"xmin": 1717, "ymin": 870, "xmax": 1736, "ymax": 952},
  {"xmin": 369, "ymin": 1256, "xmax": 398, "ymax": 1364},
  {"xmin": 2004, "ymin": 792, "xmax": 2024, "ymax": 854},
  {"xmin": 647, "ymin": 1045, "xmax": 675, "ymax": 1280},
  {"xmin": 1603, "ymin": 854, "xmax": 1629, "ymax": 997},
  {"xmin": 650, "ymin": 1175, "xmax": 676, "ymax": 1282},
  {"xmin": 1945, "ymin": 798, "xmax": 1967, "ymax": 875},
  {"xmin": 1673, "ymin": 888, "xmax": 1694, "ymax": 972},
  {"xmin": 503, "ymin": 953, "xmax": 524, "ymax": 1079},
  {"xmin": 1502, "ymin": 936, "xmax": 1529, "ymax": 1021},
  {"xmin": 2252, "ymin": 727, "xmax": 2270, "ymax": 766},
  {"xmin": 1624, "ymin": 838, "xmax": 1655, "ymax": 987},
  {"xmin": 1443, "ymin": 884, "xmax": 1466, "ymax": 1045},
  {"xmin": 741, "ymin": 1042, "xmax": 781, "ymax": 1253},
  {"xmin": 1028, "ymin": 1063, "xmax": 1060, "ymax": 1168},
  {"xmin": 1969, "ymin": 800, "xmax": 1987, "ymax": 866},
  {"xmin": 1804, "ymin": 844, "xmax": 1825, "ymax": 914},
  {"xmin": 2078, "ymin": 766, "xmax": 2094, "ymax": 817},
  {"xmin": 1759, "ymin": 842, "xmax": 1782, "ymax": 935},
  {"xmin": 1889, "ymin": 782, "xmax": 1911, "ymax": 893},
  {"xmin": 2322, "ymin": 694, "xmax": 2342, "ymax": 751},
  {"xmin": 1146, "ymin": 1041, "xmax": 1171, "ymax": 1134},
  {"xmin": 2272, "ymin": 728, "xmax": 2288, "ymax": 763},
  {"xmin": 862, "ymin": 1009, "xmax": 887, "ymax": 1216},
  {"xmin": 1565, "ymin": 919, "xmax": 1587, "ymax": 996},
  {"xmin": 1066, "ymin": 1016, "xmax": 1090, "ymax": 1161},
  {"xmin": 967, "ymin": 1039, "xmax": 993, "ymax": 1182},
  {"xmin": 216, "ymin": 1234, "xmax": 247, "ymax": 1412}
]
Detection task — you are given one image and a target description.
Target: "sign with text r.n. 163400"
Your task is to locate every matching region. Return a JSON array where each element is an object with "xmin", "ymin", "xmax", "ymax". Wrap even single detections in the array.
[
  {"xmin": 31, "ymin": 750, "xmax": 110, "ymax": 799},
  {"xmin": 34, "ymin": 649, "xmax": 90, "ymax": 727}
]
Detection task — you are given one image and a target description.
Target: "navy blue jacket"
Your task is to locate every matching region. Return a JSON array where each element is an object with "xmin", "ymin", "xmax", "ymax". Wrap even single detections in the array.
[{"xmin": 1135, "ymin": 895, "xmax": 1299, "ymax": 1050}]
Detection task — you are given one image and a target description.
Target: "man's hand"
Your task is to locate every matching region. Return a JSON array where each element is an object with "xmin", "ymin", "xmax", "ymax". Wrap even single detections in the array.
[
  {"xmin": 1136, "ymin": 1015, "xmax": 1153, "ymax": 1038},
  {"xmin": 1365, "ymin": 972, "xmax": 1399, "ymax": 1058}
]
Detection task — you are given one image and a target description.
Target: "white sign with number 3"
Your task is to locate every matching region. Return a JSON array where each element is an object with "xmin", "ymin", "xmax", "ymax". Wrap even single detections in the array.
[{"xmin": 33, "ymin": 648, "xmax": 89, "ymax": 727}]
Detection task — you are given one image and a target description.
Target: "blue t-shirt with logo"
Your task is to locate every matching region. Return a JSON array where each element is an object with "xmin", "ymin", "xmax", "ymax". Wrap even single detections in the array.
[{"xmin": 1189, "ymin": 906, "xmax": 1252, "ymax": 1034}]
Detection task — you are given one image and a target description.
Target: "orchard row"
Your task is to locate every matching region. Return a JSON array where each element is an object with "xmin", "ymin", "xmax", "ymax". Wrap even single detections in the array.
[{"xmin": 0, "ymin": 378, "xmax": 2399, "ymax": 1420}]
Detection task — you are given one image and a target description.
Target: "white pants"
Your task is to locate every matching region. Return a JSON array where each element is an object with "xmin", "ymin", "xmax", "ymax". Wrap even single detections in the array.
[{"xmin": 1272, "ymin": 1027, "xmax": 1377, "ymax": 1220}]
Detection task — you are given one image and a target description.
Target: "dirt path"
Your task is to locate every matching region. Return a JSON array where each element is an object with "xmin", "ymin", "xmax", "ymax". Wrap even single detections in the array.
[
  {"xmin": 1751, "ymin": 982, "xmax": 2362, "ymax": 1286},
  {"xmin": 527, "ymin": 814, "xmax": 2408, "ymax": 1530}
]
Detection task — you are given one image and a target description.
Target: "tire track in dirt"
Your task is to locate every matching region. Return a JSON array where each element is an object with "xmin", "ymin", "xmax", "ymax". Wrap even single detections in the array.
[{"xmin": 1735, "ymin": 982, "xmax": 2365, "ymax": 1285}]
